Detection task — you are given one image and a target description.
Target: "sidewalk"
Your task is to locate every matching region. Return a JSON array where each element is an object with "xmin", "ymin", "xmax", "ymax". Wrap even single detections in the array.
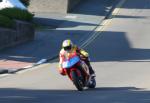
[{"xmin": 0, "ymin": 0, "xmax": 118, "ymax": 74}]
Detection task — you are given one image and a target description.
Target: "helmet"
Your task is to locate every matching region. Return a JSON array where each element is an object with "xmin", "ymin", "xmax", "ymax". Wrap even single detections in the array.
[{"xmin": 62, "ymin": 39, "xmax": 73, "ymax": 51}]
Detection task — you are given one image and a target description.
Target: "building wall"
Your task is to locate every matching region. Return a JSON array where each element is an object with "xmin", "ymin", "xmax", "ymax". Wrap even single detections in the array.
[
  {"xmin": 29, "ymin": 0, "xmax": 68, "ymax": 13},
  {"xmin": 28, "ymin": 0, "xmax": 82, "ymax": 13}
]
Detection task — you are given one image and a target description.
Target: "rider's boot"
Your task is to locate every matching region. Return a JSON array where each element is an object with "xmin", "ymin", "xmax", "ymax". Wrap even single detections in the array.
[{"xmin": 85, "ymin": 60, "xmax": 96, "ymax": 78}]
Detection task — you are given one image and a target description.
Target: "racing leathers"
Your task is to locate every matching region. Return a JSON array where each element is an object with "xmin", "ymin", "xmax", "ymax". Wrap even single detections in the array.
[{"xmin": 58, "ymin": 45, "xmax": 95, "ymax": 76}]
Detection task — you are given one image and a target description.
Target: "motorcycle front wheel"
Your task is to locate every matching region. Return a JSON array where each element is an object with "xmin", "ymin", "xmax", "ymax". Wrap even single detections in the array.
[{"xmin": 71, "ymin": 71, "xmax": 83, "ymax": 91}]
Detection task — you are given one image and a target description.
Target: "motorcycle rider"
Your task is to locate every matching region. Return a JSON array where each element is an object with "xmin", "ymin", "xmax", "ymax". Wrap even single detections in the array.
[{"xmin": 58, "ymin": 39, "xmax": 96, "ymax": 77}]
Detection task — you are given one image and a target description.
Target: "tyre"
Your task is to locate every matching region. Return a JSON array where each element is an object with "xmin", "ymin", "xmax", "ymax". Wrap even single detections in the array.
[
  {"xmin": 71, "ymin": 71, "xmax": 83, "ymax": 91},
  {"xmin": 88, "ymin": 78, "xmax": 96, "ymax": 88}
]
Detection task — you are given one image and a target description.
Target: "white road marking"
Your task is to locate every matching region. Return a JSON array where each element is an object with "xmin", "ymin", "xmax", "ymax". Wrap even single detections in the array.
[
  {"xmin": 81, "ymin": 0, "xmax": 127, "ymax": 48},
  {"xmin": 36, "ymin": 59, "xmax": 47, "ymax": 65},
  {"xmin": 65, "ymin": 15, "xmax": 77, "ymax": 19},
  {"xmin": 0, "ymin": 74, "xmax": 10, "ymax": 78},
  {"xmin": 0, "ymin": 0, "xmax": 127, "ymax": 77}
]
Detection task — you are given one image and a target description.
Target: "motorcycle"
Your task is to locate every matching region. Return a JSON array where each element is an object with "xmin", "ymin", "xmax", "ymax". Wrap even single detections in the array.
[{"xmin": 61, "ymin": 52, "xmax": 96, "ymax": 91}]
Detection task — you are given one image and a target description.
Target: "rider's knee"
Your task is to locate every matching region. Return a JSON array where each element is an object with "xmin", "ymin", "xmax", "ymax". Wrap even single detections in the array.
[{"xmin": 59, "ymin": 68, "xmax": 66, "ymax": 76}]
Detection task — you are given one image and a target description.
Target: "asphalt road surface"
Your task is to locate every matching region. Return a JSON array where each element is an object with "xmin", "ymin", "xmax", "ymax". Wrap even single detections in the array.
[{"xmin": 0, "ymin": 0, "xmax": 150, "ymax": 103}]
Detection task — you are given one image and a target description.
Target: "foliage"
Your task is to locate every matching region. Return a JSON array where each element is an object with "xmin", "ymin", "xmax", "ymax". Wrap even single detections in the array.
[
  {"xmin": 0, "ymin": 8, "xmax": 34, "ymax": 21},
  {"xmin": 0, "ymin": 15, "xmax": 14, "ymax": 28}
]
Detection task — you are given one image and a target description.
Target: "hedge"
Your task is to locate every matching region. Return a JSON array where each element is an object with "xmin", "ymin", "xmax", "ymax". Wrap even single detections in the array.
[
  {"xmin": 0, "ymin": 15, "xmax": 14, "ymax": 28},
  {"xmin": 0, "ymin": 8, "xmax": 34, "ymax": 21}
]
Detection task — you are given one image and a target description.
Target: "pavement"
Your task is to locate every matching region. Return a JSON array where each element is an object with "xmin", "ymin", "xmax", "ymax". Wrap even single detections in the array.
[{"xmin": 0, "ymin": 0, "xmax": 118, "ymax": 74}]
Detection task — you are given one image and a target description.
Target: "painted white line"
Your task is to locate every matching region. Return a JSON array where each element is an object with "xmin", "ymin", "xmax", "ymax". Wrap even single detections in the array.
[
  {"xmin": 17, "ymin": 63, "xmax": 49, "ymax": 74},
  {"xmin": 0, "ymin": 0, "xmax": 127, "ymax": 77},
  {"xmin": 81, "ymin": 18, "xmax": 112, "ymax": 48},
  {"xmin": 111, "ymin": 0, "xmax": 126, "ymax": 17},
  {"xmin": 0, "ymin": 59, "xmax": 48, "ymax": 76},
  {"xmin": 16, "ymin": 59, "xmax": 47, "ymax": 74},
  {"xmin": 23, "ymin": 65, "xmax": 33, "ymax": 69},
  {"xmin": 0, "ymin": 74, "xmax": 11, "ymax": 78},
  {"xmin": 65, "ymin": 15, "xmax": 77, "ymax": 19},
  {"xmin": 17, "ymin": 67, "xmax": 36, "ymax": 74},
  {"xmin": 36, "ymin": 59, "xmax": 47, "ymax": 65},
  {"xmin": 81, "ymin": 19, "xmax": 110, "ymax": 48},
  {"xmin": 81, "ymin": 0, "xmax": 126, "ymax": 48}
]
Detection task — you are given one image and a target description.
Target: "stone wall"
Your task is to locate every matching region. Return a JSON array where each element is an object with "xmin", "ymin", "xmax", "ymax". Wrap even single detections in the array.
[
  {"xmin": 0, "ymin": 21, "xmax": 34, "ymax": 50},
  {"xmin": 29, "ymin": 0, "xmax": 82, "ymax": 13}
]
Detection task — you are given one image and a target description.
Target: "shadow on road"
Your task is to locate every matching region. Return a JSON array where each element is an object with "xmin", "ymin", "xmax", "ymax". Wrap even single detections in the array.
[
  {"xmin": 0, "ymin": 87, "xmax": 149, "ymax": 103},
  {"xmin": 71, "ymin": 0, "xmax": 117, "ymax": 16},
  {"xmin": 33, "ymin": 0, "xmax": 118, "ymax": 27},
  {"xmin": 1, "ymin": 29, "xmax": 150, "ymax": 64},
  {"xmin": 121, "ymin": 0, "xmax": 150, "ymax": 9},
  {"xmin": 34, "ymin": 17, "xmax": 98, "ymax": 28},
  {"xmin": 0, "ymin": 0, "xmax": 118, "ymax": 65},
  {"xmin": 0, "ymin": 0, "xmax": 150, "ymax": 66},
  {"xmin": 85, "ymin": 31, "xmax": 150, "ymax": 62}
]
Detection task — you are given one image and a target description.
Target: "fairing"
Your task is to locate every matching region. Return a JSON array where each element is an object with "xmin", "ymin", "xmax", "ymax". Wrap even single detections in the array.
[{"xmin": 62, "ymin": 56, "xmax": 80, "ymax": 69}]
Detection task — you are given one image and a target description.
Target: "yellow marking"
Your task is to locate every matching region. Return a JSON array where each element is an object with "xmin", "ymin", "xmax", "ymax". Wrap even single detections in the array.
[{"xmin": 81, "ymin": 0, "xmax": 127, "ymax": 48}]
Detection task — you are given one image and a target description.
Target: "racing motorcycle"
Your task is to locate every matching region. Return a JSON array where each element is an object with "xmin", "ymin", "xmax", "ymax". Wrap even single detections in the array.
[{"xmin": 61, "ymin": 52, "xmax": 96, "ymax": 91}]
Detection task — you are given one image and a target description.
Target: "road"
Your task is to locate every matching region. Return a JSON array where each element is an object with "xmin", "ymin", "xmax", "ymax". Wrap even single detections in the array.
[
  {"xmin": 0, "ymin": 0, "xmax": 150, "ymax": 103},
  {"xmin": 0, "ymin": 0, "xmax": 116, "ymax": 71}
]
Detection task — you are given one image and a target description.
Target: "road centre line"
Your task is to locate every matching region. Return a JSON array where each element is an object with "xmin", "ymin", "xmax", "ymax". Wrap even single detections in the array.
[
  {"xmin": 0, "ymin": 0, "xmax": 127, "ymax": 77},
  {"xmin": 81, "ymin": 0, "xmax": 127, "ymax": 48}
]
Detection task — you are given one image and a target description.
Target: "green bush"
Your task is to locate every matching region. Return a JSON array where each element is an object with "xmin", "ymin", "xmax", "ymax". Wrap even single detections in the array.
[
  {"xmin": 20, "ymin": 0, "xmax": 30, "ymax": 7},
  {"xmin": 0, "ymin": 8, "xmax": 34, "ymax": 21},
  {"xmin": 0, "ymin": 15, "xmax": 14, "ymax": 28}
]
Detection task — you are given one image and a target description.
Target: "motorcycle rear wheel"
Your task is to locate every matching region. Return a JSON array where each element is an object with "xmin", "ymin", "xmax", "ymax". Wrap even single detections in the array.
[{"xmin": 88, "ymin": 78, "xmax": 96, "ymax": 88}]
